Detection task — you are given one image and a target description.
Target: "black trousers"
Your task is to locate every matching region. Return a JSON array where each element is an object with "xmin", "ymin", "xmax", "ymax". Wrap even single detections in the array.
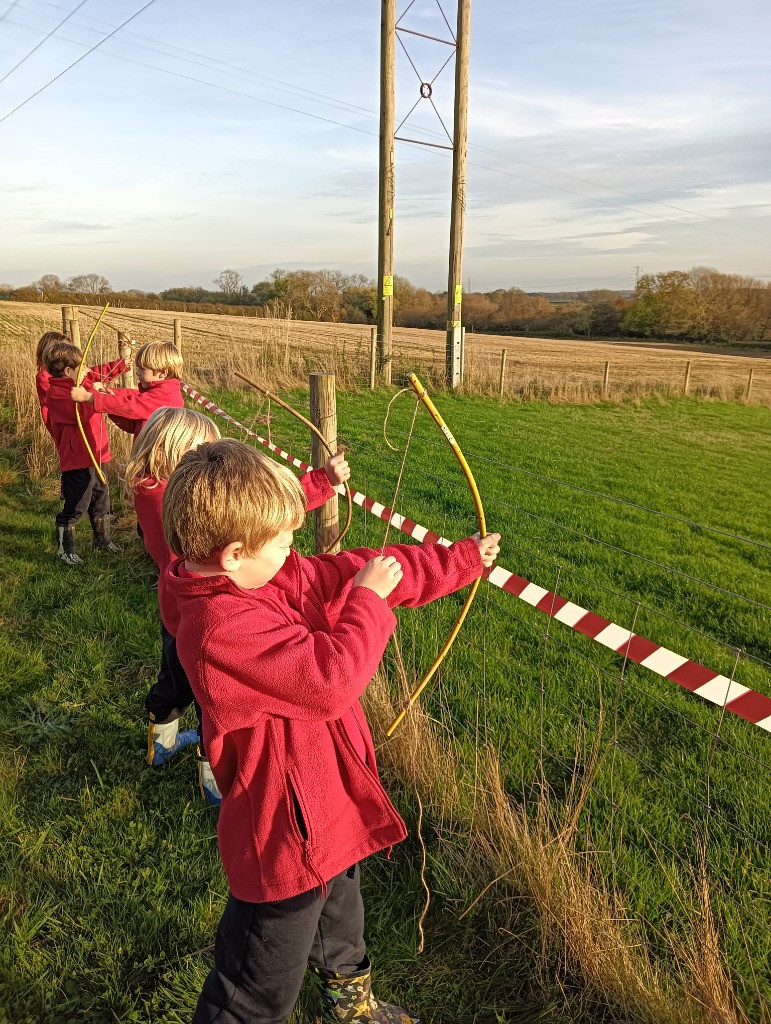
[
  {"xmin": 193, "ymin": 864, "xmax": 366, "ymax": 1024},
  {"xmin": 56, "ymin": 467, "xmax": 110, "ymax": 528},
  {"xmin": 145, "ymin": 624, "xmax": 205, "ymax": 756}
]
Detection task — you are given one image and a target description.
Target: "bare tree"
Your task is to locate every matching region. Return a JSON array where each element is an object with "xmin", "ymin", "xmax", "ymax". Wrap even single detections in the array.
[
  {"xmin": 32, "ymin": 274, "xmax": 63, "ymax": 295},
  {"xmin": 66, "ymin": 273, "xmax": 111, "ymax": 294},
  {"xmin": 213, "ymin": 269, "xmax": 244, "ymax": 295}
]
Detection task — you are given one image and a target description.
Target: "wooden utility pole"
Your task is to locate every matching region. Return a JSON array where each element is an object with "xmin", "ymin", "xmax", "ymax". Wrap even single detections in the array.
[
  {"xmin": 377, "ymin": 0, "xmax": 396, "ymax": 385},
  {"xmin": 309, "ymin": 373, "xmax": 340, "ymax": 553},
  {"xmin": 369, "ymin": 326, "xmax": 377, "ymax": 389},
  {"xmin": 446, "ymin": 0, "xmax": 471, "ymax": 388}
]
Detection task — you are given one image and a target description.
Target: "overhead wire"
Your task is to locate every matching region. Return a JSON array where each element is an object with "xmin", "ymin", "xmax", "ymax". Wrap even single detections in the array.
[
  {"xmin": 0, "ymin": 0, "xmax": 88, "ymax": 86},
  {"xmin": 0, "ymin": 0, "xmax": 159, "ymax": 126}
]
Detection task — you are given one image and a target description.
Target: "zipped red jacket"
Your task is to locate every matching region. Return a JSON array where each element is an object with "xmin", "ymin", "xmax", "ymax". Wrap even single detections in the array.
[
  {"xmin": 161, "ymin": 537, "xmax": 482, "ymax": 903},
  {"xmin": 46, "ymin": 360, "xmax": 127, "ymax": 473},
  {"xmin": 35, "ymin": 367, "xmax": 57, "ymax": 440},
  {"xmin": 91, "ymin": 378, "xmax": 184, "ymax": 438},
  {"xmin": 137, "ymin": 466, "xmax": 335, "ymax": 582}
]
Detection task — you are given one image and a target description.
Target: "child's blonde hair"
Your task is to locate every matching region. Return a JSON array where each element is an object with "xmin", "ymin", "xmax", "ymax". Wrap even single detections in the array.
[
  {"xmin": 163, "ymin": 439, "xmax": 306, "ymax": 563},
  {"xmin": 135, "ymin": 341, "xmax": 184, "ymax": 379},
  {"xmin": 36, "ymin": 331, "xmax": 69, "ymax": 368},
  {"xmin": 126, "ymin": 407, "xmax": 220, "ymax": 492}
]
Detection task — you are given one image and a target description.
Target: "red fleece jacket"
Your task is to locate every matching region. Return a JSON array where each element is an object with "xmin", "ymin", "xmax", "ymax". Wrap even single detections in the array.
[
  {"xmin": 161, "ymin": 538, "xmax": 482, "ymax": 903},
  {"xmin": 91, "ymin": 378, "xmax": 183, "ymax": 437},
  {"xmin": 136, "ymin": 465, "xmax": 335, "ymax": 584},
  {"xmin": 46, "ymin": 360, "xmax": 127, "ymax": 473},
  {"xmin": 35, "ymin": 368, "xmax": 56, "ymax": 440}
]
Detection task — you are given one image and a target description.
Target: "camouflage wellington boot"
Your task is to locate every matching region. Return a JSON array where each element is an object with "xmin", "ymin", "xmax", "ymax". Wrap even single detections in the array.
[
  {"xmin": 311, "ymin": 958, "xmax": 419, "ymax": 1023},
  {"xmin": 57, "ymin": 525, "xmax": 84, "ymax": 566},
  {"xmin": 91, "ymin": 515, "xmax": 120, "ymax": 552}
]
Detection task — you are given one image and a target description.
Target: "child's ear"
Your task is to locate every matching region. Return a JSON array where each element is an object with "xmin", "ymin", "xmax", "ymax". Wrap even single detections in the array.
[{"xmin": 219, "ymin": 541, "xmax": 243, "ymax": 572}]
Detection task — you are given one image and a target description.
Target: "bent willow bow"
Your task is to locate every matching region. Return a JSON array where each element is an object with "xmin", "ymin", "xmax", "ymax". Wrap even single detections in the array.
[
  {"xmin": 233, "ymin": 370, "xmax": 353, "ymax": 554},
  {"xmin": 75, "ymin": 302, "xmax": 110, "ymax": 485},
  {"xmin": 386, "ymin": 372, "xmax": 487, "ymax": 737}
]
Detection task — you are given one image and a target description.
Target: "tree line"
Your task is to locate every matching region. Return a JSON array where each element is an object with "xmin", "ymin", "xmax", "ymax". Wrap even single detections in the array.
[{"xmin": 2, "ymin": 266, "xmax": 769, "ymax": 345}]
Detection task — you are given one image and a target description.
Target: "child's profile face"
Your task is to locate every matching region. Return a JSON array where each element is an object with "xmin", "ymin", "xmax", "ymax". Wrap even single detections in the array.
[
  {"xmin": 232, "ymin": 528, "xmax": 295, "ymax": 590},
  {"xmin": 136, "ymin": 365, "xmax": 168, "ymax": 385}
]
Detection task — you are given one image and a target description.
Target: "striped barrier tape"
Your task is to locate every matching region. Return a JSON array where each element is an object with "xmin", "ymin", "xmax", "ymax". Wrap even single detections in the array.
[{"xmin": 182, "ymin": 382, "xmax": 771, "ymax": 735}]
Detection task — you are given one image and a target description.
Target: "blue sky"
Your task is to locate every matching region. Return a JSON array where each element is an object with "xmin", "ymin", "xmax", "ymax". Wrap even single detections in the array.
[{"xmin": 1, "ymin": 0, "xmax": 770, "ymax": 292}]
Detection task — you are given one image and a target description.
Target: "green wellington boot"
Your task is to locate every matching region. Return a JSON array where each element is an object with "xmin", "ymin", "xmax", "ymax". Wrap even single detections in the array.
[{"xmin": 311, "ymin": 958, "xmax": 419, "ymax": 1023}]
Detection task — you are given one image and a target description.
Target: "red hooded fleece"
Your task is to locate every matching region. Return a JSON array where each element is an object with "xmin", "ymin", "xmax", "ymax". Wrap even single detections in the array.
[
  {"xmin": 161, "ymin": 537, "xmax": 482, "ymax": 903},
  {"xmin": 91, "ymin": 377, "xmax": 184, "ymax": 437},
  {"xmin": 46, "ymin": 359, "xmax": 127, "ymax": 472}
]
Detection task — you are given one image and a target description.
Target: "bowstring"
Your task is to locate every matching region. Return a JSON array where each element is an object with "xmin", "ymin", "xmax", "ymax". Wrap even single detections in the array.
[{"xmin": 380, "ymin": 391, "xmax": 420, "ymax": 554}]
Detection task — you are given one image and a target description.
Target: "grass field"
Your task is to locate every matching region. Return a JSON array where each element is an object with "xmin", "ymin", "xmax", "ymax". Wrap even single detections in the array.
[{"xmin": 1, "ymin": 323, "xmax": 770, "ymax": 1022}]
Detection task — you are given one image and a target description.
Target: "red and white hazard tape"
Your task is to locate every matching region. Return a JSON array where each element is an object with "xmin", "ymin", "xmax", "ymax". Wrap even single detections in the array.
[{"xmin": 182, "ymin": 383, "xmax": 771, "ymax": 735}]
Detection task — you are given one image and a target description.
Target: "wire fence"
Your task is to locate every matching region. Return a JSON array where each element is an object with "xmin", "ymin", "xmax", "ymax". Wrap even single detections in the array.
[{"xmin": 8, "ymin": 300, "xmax": 771, "ymax": 406}]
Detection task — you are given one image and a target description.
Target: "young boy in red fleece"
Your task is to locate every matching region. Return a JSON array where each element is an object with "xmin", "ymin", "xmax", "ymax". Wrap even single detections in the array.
[
  {"xmin": 160, "ymin": 438, "xmax": 500, "ymax": 1023},
  {"xmin": 45, "ymin": 342, "xmax": 130, "ymax": 564},
  {"xmin": 127, "ymin": 406, "xmax": 352, "ymax": 807},
  {"xmin": 35, "ymin": 331, "xmax": 70, "ymax": 441},
  {"xmin": 71, "ymin": 340, "xmax": 183, "ymax": 437}
]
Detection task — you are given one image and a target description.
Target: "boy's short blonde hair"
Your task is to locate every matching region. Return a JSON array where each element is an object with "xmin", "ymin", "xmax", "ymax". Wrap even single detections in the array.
[
  {"xmin": 135, "ymin": 341, "xmax": 183, "ymax": 379},
  {"xmin": 125, "ymin": 407, "xmax": 221, "ymax": 492},
  {"xmin": 163, "ymin": 438, "xmax": 306, "ymax": 563},
  {"xmin": 45, "ymin": 342, "xmax": 82, "ymax": 377}
]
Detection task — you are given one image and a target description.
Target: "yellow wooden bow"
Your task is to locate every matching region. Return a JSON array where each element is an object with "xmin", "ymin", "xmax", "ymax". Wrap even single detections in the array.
[
  {"xmin": 386, "ymin": 372, "xmax": 487, "ymax": 736},
  {"xmin": 74, "ymin": 303, "xmax": 110, "ymax": 485},
  {"xmin": 233, "ymin": 370, "xmax": 353, "ymax": 554}
]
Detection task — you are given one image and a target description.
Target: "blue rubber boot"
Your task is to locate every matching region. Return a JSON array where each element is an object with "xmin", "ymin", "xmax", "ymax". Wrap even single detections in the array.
[{"xmin": 146, "ymin": 716, "xmax": 199, "ymax": 766}]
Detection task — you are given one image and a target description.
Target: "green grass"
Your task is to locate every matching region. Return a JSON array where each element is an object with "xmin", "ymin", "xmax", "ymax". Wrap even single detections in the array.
[{"xmin": 1, "ymin": 390, "xmax": 770, "ymax": 1022}]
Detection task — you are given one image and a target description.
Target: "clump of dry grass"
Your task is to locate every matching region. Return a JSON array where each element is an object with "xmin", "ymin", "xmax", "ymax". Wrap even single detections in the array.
[{"xmin": 364, "ymin": 669, "xmax": 754, "ymax": 1024}]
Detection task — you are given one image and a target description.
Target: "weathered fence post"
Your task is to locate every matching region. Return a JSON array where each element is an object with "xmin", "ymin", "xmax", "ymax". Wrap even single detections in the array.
[
  {"xmin": 61, "ymin": 305, "xmax": 71, "ymax": 335},
  {"xmin": 118, "ymin": 332, "xmax": 135, "ymax": 388},
  {"xmin": 69, "ymin": 309, "xmax": 81, "ymax": 348},
  {"xmin": 369, "ymin": 327, "xmax": 377, "ymax": 390},
  {"xmin": 683, "ymin": 360, "xmax": 691, "ymax": 395},
  {"xmin": 499, "ymin": 349, "xmax": 507, "ymax": 397},
  {"xmin": 173, "ymin": 318, "xmax": 182, "ymax": 352},
  {"xmin": 310, "ymin": 373, "xmax": 340, "ymax": 554},
  {"xmin": 460, "ymin": 326, "xmax": 466, "ymax": 384},
  {"xmin": 602, "ymin": 360, "xmax": 610, "ymax": 398},
  {"xmin": 746, "ymin": 368, "xmax": 754, "ymax": 401}
]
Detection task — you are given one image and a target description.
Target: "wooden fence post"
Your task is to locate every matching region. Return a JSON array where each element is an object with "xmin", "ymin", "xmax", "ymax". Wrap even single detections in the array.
[
  {"xmin": 61, "ymin": 305, "xmax": 71, "ymax": 334},
  {"xmin": 460, "ymin": 326, "xmax": 466, "ymax": 384},
  {"xmin": 683, "ymin": 360, "xmax": 691, "ymax": 395},
  {"xmin": 499, "ymin": 349, "xmax": 507, "ymax": 397},
  {"xmin": 369, "ymin": 327, "xmax": 377, "ymax": 390},
  {"xmin": 70, "ymin": 309, "xmax": 81, "ymax": 349},
  {"xmin": 602, "ymin": 360, "xmax": 610, "ymax": 397},
  {"xmin": 746, "ymin": 368, "xmax": 754, "ymax": 401},
  {"xmin": 173, "ymin": 318, "xmax": 182, "ymax": 352},
  {"xmin": 310, "ymin": 373, "xmax": 340, "ymax": 554},
  {"xmin": 118, "ymin": 332, "xmax": 135, "ymax": 388}
]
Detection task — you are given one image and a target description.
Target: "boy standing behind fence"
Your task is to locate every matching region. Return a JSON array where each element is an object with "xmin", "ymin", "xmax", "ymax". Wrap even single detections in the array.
[
  {"xmin": 160, "ymin": 438, "xmax": 500, "ymax": 1023},
  {"xmin": 35, "ymin": 331, "xmax": 69, "ymax": 440},
  {"xmin": 45, "ymin": 342, "xmax": 129, "ymax": 564},
  {"xmin": 71, "ymin": 341, "xmax": 183, "ymax": 437}
]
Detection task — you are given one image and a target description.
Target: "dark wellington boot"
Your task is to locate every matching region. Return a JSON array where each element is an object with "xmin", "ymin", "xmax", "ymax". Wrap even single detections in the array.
[
  {"xmin": 311, "ymin": 957, "xmax": 419, "ymax": 1023},
  {"xmin": 57, "ymin": 525, "xmax": 84, "ymax": 566},
  {"xmin": 91, "ymin": 515, "xmax": 120, "ymax": 552}
]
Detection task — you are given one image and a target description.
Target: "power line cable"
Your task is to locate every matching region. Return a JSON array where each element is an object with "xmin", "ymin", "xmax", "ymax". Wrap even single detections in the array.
[
  {"xmin": 0, "ymin": 0, "xmax": 88, "ymax": 86},
  {"xmin": 0, "ymin": 0, "xmax": 159, "ymax": 125}
]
